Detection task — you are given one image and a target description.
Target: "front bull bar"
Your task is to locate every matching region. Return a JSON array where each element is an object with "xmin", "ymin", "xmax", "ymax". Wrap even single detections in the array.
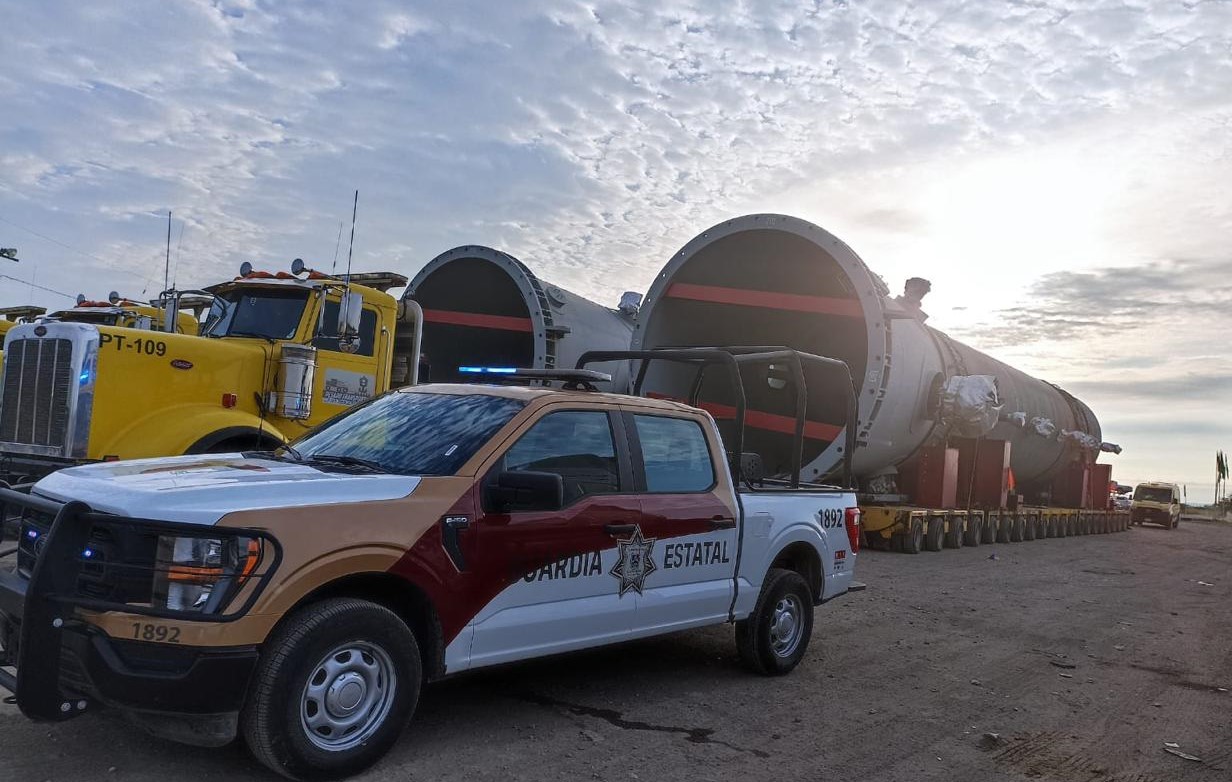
[{"xmin": 0, "ymin": 485, "xmax": 280, "ymax": 721}]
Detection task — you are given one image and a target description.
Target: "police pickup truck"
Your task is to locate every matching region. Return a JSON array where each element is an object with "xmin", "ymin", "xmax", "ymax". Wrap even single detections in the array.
[{"xmin": 0, "ymin": 348, "xmax": 861, "ymax": 780}]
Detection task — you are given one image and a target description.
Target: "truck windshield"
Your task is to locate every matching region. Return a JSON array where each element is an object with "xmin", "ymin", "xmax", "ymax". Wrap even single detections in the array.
[
  {"xmin": 1133, "ymin": 486, "xmax": 1173, "ymax": 503},
  {"xmin": 289, "ymin": 391, "xmax": 526, "ymax": 476},
  {"xmin": 202, "ymin": 288, "xmax": 309, "ymax": 339}
]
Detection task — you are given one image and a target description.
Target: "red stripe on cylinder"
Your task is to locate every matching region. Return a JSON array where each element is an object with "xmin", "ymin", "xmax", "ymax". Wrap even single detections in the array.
[
  {"xmin": 421, "ymin": 309, "xmax": 534, "ymax": 333},
  {"xmin": 665, "ymin": 282, "xmax": 863, "ymax": 318},
  {"xmin": 646, "ymin": 393, "xmax": 842, "ymax": 442}
]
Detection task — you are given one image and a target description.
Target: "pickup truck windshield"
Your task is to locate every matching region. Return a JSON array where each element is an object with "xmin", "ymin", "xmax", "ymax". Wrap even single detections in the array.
[
  {"xmin": 291, "ymin": 391, "xmax": 526, "ymax": 476},
  {"xmin": 1133, "ymin": 486, "xmax": 1173, "ymax": 503},
  {"xmin": 202, "ymin": 288, "xmax": 309, "ymax": 339}
]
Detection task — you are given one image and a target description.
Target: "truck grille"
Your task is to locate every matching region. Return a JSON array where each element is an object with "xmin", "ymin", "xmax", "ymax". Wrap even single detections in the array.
[
  {"xmin": 18, "ymin": 512, "xmax": 157, "ymax": 604},
  {"xmin": 0, "ymin": 338, "xmax": 74, "ymax": 450}
]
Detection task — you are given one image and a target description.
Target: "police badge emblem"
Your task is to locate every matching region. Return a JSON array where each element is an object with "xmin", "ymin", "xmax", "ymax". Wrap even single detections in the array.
[{"xmin": 608, "ymin": 526, "xmax": 658, "ymax": 597}]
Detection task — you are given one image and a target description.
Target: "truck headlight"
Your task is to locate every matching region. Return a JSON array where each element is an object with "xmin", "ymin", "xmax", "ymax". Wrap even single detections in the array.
[{"xmin": 152, "ymin": 534, "xmax": 263, "ymax": 614}]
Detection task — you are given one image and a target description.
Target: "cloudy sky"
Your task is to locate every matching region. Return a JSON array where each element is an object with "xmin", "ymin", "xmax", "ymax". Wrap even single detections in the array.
[{"xmin": 1, "ymin": 1, "xmax": 1229, "ymax": 501}]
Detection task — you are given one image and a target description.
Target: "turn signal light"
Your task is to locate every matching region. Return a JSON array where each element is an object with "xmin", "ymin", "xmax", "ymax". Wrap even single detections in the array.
[
  {"xmin": 221, "ymin": 393, "xmax": 238, "ymax": 408},
  {"xmin": 844, "ymin": 507, "xmax": 861, "ymax": 553}
]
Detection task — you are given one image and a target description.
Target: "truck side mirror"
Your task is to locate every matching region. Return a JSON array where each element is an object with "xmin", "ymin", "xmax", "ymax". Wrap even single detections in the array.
[
  {"xmin": 486, "ymin": 470, "xmax": 564, "ymax": 512},
  {"xmin": 337, "ymin": 291, "xmax": 363, "ymax": 337}
]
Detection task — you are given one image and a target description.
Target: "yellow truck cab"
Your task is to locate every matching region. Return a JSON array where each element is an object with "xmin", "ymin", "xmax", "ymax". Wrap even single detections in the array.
[
  {"xmin": 0, "ymin": 306, "xmax": 48, "ymax": 359},
  {"xmin": 0, "ymin": 262, "xmax": 420, "ymax": 482},
  {"xmin": 49, "ymin": 293, "xmax": 201, "ymax": 334},
  {"xmin": 1130, "ymin": 482, "xmax": 1182, "ymax": 528}
]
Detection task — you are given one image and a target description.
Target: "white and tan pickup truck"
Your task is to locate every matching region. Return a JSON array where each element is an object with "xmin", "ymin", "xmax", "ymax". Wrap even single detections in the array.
[{"xmin": 0, "ymin": 348, "xmax": 862, "ymax": 780}]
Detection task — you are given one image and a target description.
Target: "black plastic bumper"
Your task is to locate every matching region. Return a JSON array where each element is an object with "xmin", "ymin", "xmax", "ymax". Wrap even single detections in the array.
[
  {"xmin": 0, "ymin": 485, "xmax": 279, "ymax": 722},
  {"xmin": 0, "ymin": 617, "xmax": 258, "ymax": 715}
]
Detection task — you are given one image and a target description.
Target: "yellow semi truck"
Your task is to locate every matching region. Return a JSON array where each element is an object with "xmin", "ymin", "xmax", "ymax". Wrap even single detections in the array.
[
  {"xmin": 0, "ymin": 262, "xmax": 420, "ymax": 482},
  {"xmin": 47, "ymin": 293, "xmax": 204, "ymax": 334},
  {"xmin": 0, "ymin": 306, "xmax": 48, "ymax": 341}
]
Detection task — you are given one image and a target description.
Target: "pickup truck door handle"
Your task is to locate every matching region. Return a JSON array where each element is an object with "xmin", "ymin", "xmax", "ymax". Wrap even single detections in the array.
[
  {"xmin": 604, "ymin": 523, "xmax": 638, "ymax": 537},
  {"xmin": 709, "ymin": 516, "xmax": 737, "ymax": 530}
]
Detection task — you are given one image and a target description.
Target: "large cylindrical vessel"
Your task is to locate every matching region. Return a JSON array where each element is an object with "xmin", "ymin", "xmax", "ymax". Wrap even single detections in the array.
[
  {"xmin": 406, "ymin": 245, "xmax": 636, "ymax": 386},
  {"xmin": 632, "ymin": 214, "xmax": 1106, "ymax": 490}
]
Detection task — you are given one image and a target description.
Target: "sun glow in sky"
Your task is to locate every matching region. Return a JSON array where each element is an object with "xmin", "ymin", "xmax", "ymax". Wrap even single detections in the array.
[{"xmin": 1, "ymin": 0, "xmax": 1230, "ymax": 501}]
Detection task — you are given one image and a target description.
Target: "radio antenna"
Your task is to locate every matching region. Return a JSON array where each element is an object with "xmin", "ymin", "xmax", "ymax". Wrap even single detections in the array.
[
  {"xmin": 331, "ymin": 219, "xmax": 343, "ymax": 272},
  {"xmin": 163, "ymin": 210, "xmax": 172, "ymax": 293},
  {"xmin": 344, "ymin": 190, "xmax": 358, "ymax": 280}
]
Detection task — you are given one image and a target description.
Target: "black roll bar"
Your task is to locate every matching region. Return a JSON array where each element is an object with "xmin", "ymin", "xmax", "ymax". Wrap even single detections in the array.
[{"xmin": 576, "ymin": 346, "xmax": 859, "ymax": 490}]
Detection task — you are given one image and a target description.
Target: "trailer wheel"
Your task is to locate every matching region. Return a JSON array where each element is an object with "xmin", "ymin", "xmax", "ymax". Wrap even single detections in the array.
[
  {"xmin": 242, "ymin": 598, "xmax": 422, "ymax": 781},
  {"xmin": 996, "ymin": 516, "xmax": 1011, "ymax": 544},
  {"xmin": 982, "ymin": 517, "xmax": 998, "ymax": 545},
  {"xmin": 963, "ymin": 517, "xmax": 981, "ymax": 547},
  {"xmin": 900, "ymin": 518, "xmax": 924, "ymax": 554},
  {"xmin": 924, "ymin": 518, "xmax": 944, "ymax": 552},
  {"xmin": 943, "ymin": 517, "xmax": 962, "ymax": 549},
  {"xmin": 736, "ymin": 568, "xmax": 813, "ymax": 676}
]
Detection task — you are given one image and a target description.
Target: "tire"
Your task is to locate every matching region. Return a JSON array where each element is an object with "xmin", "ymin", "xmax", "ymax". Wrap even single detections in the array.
[
  {"xmin": 736, "ymin": 568, "xmax": 814, "ymax": 676},
  {"xmin": 943, "ymin": 516, "xmax": 962, "ymax": 549},
  {"xmin": 1010, "ymin": 515, "xmax": 1024, "ymax": 543},
  {"xmin": 901, "ymin": 518, "xmax": 924, "ymax": 554},
  {"xmin": 924, "ymin": 517, "xmax": 944, "ymax": 552},
  {"xmin": 996, "ymin": 515, "xmax": 1012, "ymax": 544},
  {"xmin": 242, "ymin": 598, "xmax": 422, "ymax": 781},
  {"xmin": 963, "ymin": 517, "xmax": 981, "ymax": 547},
  {"xmin": 982, "ymin": 516, "xmax": 998, "ymax": 545},
  {"xmin": 1024, "ymin": 516, "xmax": 1036, "ymax": 541}
]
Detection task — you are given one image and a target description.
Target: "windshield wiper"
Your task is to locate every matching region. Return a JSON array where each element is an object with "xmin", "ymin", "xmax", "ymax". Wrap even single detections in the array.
[
  {"xmin": 278, "ymin": 442, "xmax": 305, "ymax": 462},
  {"xmin": 305, "ymin": 454, "xmax": 387, "ymax": 473},
  {"xmin": 226, "ymin": 330, "xmax": 278, "ymax": 340}
]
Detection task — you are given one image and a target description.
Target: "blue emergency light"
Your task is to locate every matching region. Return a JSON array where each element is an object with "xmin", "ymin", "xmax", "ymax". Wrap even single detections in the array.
[{"xmin": 458, "ymin": 366, "xmax": 518, "ymax": 374}]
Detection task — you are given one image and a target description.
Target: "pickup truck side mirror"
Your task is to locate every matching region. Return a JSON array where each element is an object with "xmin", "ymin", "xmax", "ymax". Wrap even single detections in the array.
[{"xmin": 487, "ymin": 470, "xmax": 564, "ymax": 513}]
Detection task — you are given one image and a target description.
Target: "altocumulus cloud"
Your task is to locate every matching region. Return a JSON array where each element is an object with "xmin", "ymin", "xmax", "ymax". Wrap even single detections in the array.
[{"xmin": 1, "ymin": 0, "xmax": 1230, "ymax": 303}]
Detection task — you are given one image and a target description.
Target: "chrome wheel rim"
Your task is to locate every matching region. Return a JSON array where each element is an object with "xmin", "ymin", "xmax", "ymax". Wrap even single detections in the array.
[
  {"xmin": 769, "ymin": 594, "xmax": 804, "ymax": 658},
  {"xmin": 300, "ymin": 641, "xmax": 397, "ymax": 752}
]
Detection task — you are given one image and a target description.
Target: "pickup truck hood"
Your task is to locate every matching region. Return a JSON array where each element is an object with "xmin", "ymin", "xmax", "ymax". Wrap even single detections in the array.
[{"xmin": 33, "ymin": 453, "xmax": 421, "ymax": 526}]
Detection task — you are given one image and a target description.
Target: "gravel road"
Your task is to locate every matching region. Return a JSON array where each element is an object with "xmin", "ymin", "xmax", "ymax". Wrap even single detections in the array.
[{"xmin": 3, "ymin": 520, "xmax": 1230, "ymax": 782}]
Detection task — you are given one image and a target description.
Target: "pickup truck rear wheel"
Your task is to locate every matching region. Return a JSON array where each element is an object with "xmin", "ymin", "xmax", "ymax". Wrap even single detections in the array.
[
  {"xmin": 242, "ymin": 598, "xmax": 422, "ymax": 780},
  {"xmin": 736, "ymin": 568, "xmax": 813, "ymax": 676}
]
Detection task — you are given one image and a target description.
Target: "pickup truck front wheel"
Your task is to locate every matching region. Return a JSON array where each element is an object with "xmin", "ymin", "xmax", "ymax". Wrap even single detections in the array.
[
  {"xmin": 242, "ymin": 598, "xmax": 422, "ymax": 780},
  {"xmin": 736, "ymin": 568, "xmax": 814, "ymax": 676}
]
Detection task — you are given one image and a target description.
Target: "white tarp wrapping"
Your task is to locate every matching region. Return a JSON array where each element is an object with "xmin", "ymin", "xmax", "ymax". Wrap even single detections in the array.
[
  {"xmin": 1030, "ymin": 416, "xmax": 1057, "ymax": 438},
  {"xmin": 1060, "ymin": 429, "xmax": 1101, "ymax": 450},
  {"xmin": 939, "ymin": 375, "xmax": 1003, "ymax": 439},
  {"xmin": 1003, "ymin": 411, "xmax": 1028, "ymax": 428}
]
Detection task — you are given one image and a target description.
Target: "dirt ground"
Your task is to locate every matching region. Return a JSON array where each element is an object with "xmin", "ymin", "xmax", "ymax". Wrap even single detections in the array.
[{"xmin": 3, "ymin": 520, "xmax": 1230, "ymax": 782}]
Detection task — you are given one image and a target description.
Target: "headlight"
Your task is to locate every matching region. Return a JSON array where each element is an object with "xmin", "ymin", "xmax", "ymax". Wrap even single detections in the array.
[{"xmin": 152, "ymin": 534, "xmax": 263, "ymax": 614}]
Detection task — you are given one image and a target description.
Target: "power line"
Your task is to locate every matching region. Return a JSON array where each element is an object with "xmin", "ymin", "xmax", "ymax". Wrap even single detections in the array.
[
  {"xmin": 0, "ymin": 212, "xmax": 165, "ymax": 292},
  {"xmin": 0, "ymin": 274, "xmax": 75, "ymax": 300},
  {"xmin": 0, "ymin": 214, "xmax": 111, "ymax": 265}
]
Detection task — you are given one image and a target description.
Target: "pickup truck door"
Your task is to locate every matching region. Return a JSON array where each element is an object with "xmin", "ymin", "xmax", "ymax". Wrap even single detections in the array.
[
  {"xmin": 621, "ymin": 411, "xmax": 739, "ymax": 636},
  {"xmin": 466, "ymin": 408, "xmax": 640, "ymax": 668}
]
